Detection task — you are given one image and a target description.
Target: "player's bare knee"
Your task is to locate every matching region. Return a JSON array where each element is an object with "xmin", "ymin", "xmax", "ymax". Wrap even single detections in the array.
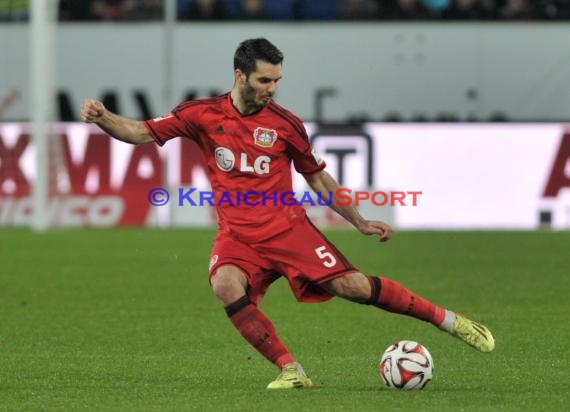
[
  {"xmin": 212, "ymin": 276, "xmax": 244, "ymax": 304},
  {"xmin": 211, "ymin": 266, "xmax": 248, "ymax": 305},
  {"xmin": 322, "ymin": 272, "xmax": 370, "ymax": 303}
]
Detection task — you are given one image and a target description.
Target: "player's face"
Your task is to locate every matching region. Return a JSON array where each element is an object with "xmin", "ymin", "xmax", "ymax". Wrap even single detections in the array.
[{"xmin": 238, "ymin": 60, "xmax": 282, "ymax": 110}]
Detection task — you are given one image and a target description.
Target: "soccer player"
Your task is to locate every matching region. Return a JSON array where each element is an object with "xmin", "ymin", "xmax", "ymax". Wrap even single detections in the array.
[{"xmin": 80, "ymin": 38, "xmax": 495, "ymax": 389}]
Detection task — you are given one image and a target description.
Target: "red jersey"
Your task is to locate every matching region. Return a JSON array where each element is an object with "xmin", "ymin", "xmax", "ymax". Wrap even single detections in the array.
[{"xmin": 144, "ymin": 93, "xmax": 326, "ymax": 242}]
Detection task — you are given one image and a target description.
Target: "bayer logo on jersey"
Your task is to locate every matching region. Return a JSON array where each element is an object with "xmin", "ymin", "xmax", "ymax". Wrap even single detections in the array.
[{"xmin": 215, "ymin": 147, "xmax": 235, "ymax": 171}]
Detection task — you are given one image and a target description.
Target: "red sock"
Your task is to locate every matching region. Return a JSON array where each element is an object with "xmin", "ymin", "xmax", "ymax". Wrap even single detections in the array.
[
  {"xmin": 367, "ymin": 276, "xmax": 445, "ymax": 327},
  {"xmin": 225, "ymin": 296, "xmax": 294, "ymax": 368}
]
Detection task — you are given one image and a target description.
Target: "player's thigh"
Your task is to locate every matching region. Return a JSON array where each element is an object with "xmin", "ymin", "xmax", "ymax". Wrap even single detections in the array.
[
  {"xmin": 211, "ymin": 265, "xmax": 249, "ymax": 288},
  {"xmin": 209, "ymin": 231, "xmax": 277, "ymax": 305},
  {"xmin": 277, "ymin": 217, "xmax": 357, "ymax": 281},
  {"xmin": 262, "ymin": 217, "xmax": 359, "ymax": 302},
  {"xmin": 319, "ymin": 271, "xmax": 370, "ymax": 302}
]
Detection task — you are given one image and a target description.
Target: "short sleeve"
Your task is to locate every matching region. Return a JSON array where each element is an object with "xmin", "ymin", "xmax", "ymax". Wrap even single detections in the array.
[
  {"xmin": 287, "ymin": 119, "xmax": 326, "ymax": 175},
  {"xmin": 144, "ymin": 103, "xmax": 201, "ymax": 146}
]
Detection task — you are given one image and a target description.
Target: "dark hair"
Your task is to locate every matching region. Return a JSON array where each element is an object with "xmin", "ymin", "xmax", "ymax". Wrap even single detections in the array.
[{"xmin": 234, "ymin": 38, "xmax": 284, "ymax": 78}]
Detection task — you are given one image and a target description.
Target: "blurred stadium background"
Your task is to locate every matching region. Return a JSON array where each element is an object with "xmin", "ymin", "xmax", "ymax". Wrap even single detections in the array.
[
  {"xmin": 1, "ymin": 0, "xmax": 570, "ymax": 230},
  {"xmin": 1, "ymin": 3, "xmax": 570, "ymax": 411}
]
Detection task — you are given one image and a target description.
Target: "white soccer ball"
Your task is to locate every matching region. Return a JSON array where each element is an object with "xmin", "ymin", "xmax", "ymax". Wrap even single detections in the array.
[{"xmin": 379, "ymin": 340, "xmax": 434, "ymax": 390}]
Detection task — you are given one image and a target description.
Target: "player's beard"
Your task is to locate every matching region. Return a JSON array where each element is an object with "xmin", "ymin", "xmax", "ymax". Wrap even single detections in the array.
[{"xmin": 241, "ymin": 81, "xmax": 271, "ymax": 113}]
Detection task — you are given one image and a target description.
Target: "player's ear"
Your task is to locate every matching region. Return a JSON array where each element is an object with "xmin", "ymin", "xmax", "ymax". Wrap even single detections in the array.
[{"xmin": 234, "ymin": 69, "xmax": 246, "ymax": 85}]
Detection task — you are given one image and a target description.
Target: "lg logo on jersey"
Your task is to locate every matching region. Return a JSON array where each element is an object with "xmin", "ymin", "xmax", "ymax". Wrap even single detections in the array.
[{"xmin": 214, "ymin": 147, "xmax": 271, "ymax": 175}]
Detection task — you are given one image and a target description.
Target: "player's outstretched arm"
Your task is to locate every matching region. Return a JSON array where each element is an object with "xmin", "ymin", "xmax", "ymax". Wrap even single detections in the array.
[
  {"xmin": 80, "ymin": 99, "xmax": 154, "ymax": 145},
  {"xmin": 303, "ymin": 170, "xmax": 393, "ymax": 242}
]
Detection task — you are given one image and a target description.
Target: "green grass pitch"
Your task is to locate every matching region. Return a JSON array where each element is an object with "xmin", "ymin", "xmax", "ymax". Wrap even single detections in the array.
[{"xmin": 1, "ymin": 229, "xmax": 569, "ymax": 411}]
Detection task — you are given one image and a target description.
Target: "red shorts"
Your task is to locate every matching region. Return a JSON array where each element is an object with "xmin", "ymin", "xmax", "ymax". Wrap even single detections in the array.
[{"xmin": 208, "ymin": 216, "xmax": 358, "ymax": 304}]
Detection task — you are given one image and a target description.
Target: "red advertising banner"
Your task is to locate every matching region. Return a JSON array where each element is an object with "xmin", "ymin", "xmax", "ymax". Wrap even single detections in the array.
[
  {"xmin": 1, "ymin": 123, "xmax": 569, "ymax": 229},
  {"xmin": 0, "ymin": 124, "xmax": 207, "ymax": 227}
]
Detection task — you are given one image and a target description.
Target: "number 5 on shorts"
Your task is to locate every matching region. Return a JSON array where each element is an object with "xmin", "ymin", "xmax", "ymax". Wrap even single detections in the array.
[{"xmin": 314, "ymin": 245, "xmax": 337, "ymax": 268}]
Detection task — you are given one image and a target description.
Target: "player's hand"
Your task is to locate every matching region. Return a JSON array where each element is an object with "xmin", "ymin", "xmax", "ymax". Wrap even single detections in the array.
[
  {"xmin": 80, "ymin": 99, "xmax": 106, "ymax": 123},
  {"xmin": 357, "ymin": 220, "xmax": 393, "ymax": 242}
]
